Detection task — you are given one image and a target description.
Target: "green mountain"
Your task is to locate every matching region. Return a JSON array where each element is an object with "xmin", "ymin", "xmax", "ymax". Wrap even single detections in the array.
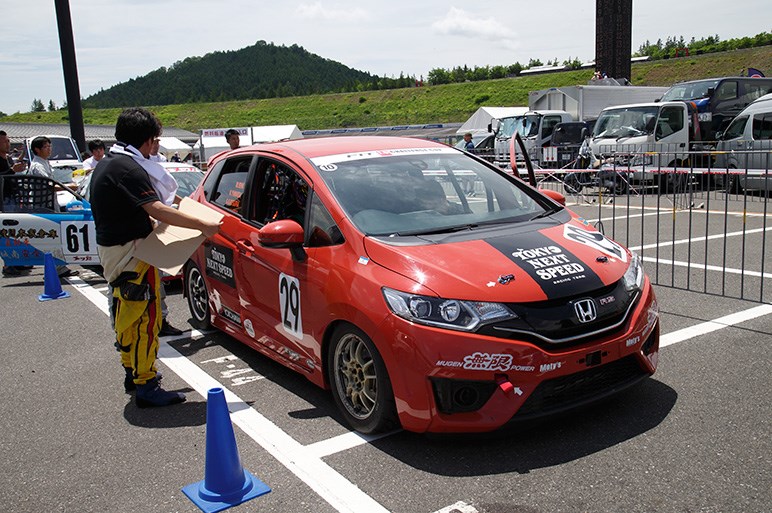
[{"xmin": 83, "ymin": 40, "xmax": 376, "ymax": 108}]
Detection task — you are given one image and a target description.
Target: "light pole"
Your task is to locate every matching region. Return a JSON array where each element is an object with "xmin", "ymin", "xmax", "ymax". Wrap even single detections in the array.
[{"xmin": 54, "ymin": 0, "xmax": 86, "ymax": 152}]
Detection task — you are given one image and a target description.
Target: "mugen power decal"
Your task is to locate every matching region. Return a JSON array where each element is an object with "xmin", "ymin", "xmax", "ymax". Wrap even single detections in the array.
[
  {"xmin": 486, "ymin": 230, "xmax": 604, "ymax": 297},
  {"xmin": 563, "ymin": 224, "xmax": 627, "ymax": 262}
]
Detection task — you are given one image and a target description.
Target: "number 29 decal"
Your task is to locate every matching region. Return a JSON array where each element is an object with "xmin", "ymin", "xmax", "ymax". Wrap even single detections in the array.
[{"xmin": 279, "ymin": 273, "xmax": 303, "ymax": 339}]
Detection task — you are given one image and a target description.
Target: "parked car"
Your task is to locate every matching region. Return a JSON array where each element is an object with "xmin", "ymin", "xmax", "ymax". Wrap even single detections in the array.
[
  {"xmin": 715, "ymin": 93, "xmax": 772, "ymax": 192},
  {"xmin": 160, "ymin": 162, "xmax": 205, "ymax": 198},
  {"xmin": 183, "ymin": 135, "xmax": 660, "ymax": 434},
  {"xmin": 0, "ymin": 174, "xmax": 96, "ymax": 268},
  {"xmin": 23, "ymin": 135, "xmax": 84, "ymax": 184}
]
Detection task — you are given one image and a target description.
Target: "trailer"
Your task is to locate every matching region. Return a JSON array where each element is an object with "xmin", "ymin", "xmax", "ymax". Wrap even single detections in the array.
[{"xmin": 528, "ymin": 85, "xmax": 670, "ymax": 121}]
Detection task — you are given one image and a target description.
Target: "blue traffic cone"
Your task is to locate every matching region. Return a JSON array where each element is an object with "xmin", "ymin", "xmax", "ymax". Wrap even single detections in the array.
[
  {"xmin": 182, "ymin": 388, "xmax": 270, "ymax": 513},
  {"xmin": 38, "ymin": 253, "xmax": 70, "ymax": 302}
]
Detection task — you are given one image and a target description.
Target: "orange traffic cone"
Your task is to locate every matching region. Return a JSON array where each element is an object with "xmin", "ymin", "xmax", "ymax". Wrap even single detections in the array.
[
  {"xmin": 38, "ymin": 253, "xmax": 70, "ymax": 301},
  {"xmin": 182, "ymin": 388, "xmax": 270, "ymax": 512}
]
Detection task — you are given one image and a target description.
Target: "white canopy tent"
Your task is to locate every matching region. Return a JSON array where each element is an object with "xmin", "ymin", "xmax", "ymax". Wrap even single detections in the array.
[
  {"xmin": 456, "ymin": 106, "xmax": 529, "ymax": 135},
  {"xmin": 158, "ymin": 136, "xmax": 192, "ymax": 160}
]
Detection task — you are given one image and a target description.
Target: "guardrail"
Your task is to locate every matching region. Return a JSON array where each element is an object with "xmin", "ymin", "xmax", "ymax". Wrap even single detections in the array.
[{"xmin": 531, "ymin": 148, "xmax": 770, "ymax": 303}]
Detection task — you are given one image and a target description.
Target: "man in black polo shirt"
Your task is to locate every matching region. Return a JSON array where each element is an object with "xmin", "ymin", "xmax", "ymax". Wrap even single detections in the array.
[{"xmin": 90, "ymin": 108, "xmax": 220, "ymax": 408}]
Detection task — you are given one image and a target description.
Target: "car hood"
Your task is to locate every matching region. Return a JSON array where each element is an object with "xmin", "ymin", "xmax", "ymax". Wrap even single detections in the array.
[{"xmin": 363, "ymin": 218, "xmax": 631, "ymax": 302}]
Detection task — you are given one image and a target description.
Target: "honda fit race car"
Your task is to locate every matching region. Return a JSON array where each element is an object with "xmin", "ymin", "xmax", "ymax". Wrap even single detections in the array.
[{"xmin": 184, "ymin": 136, "xmax": 660, "ymax": 434}]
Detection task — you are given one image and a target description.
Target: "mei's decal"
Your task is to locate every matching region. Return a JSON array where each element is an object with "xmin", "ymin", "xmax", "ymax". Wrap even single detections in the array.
[
  {"xmin": 279, "ymin": 272, "xmax": 303, "ymax": 339},
  {"xmin": 436, "ymin": 353, "xmax": 535, "ymax": 372},
  {"xmin": 563, "ymin": 224, "xmax": 627, "ymax": 263},
  {"xmin": 205, "ymin": 244, "xmax": 235, "ymax": 287},
  {"xmin": 487, "ymin": 231, "xmax": 604, "ymax": 297},
  {"xmin": 244, "ymin": 319, "xmax": 256, "ymax": 338},
  {"xmin": 221, "ymin": 305, "xmax": 241, "ymax": 325},
  {"xmin": 539, "ymin": 361, "xmax": 564, "ymax": 373}
]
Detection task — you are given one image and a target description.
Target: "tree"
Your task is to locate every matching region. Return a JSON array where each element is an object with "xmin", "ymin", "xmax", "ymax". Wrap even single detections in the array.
[
  {"xmin": 47, "ymin": 100, "xmax": 57, "ymax": 112},
  {"xmin": 31, "ymin": 98, "xmax": 45, "ymax": 112}
]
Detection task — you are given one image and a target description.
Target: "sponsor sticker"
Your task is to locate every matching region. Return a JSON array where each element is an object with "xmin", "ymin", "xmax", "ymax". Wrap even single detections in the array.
[
  {"xmin": 205, "ymin": 244, "xmax": 236, "ymax": 287},
  {"xmin": 436, "ymin": 353, "xmax": 536, "ymax": 372},
  {"xmin": 563, "ymin": 224, "xmax": 627, "ymax": 262},
  {"xmin": 221, "ymin": 305, "xmax": 241, "ymax": 325},
  {"xmin": 244, "ymin": 319, "xmax": 255, "ymax": 338}
]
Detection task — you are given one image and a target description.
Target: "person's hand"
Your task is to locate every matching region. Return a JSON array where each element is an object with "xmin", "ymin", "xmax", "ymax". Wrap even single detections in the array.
[
  {"xmin": 12, "ymin": 162, "xmax": 25, "ymax": 173},
  {"xmin": 201, "ymin": 220, "xmax": 222, "ymax": 238}
]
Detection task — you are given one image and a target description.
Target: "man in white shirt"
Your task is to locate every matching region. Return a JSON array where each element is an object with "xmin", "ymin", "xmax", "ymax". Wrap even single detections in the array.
[
  {"xmin": 82, "ymin": 139, "xmax": 105, "ymax": 171},
  {"xmin": 148, "ymin": 137, "xmax": 167, "ymax": 162},
  {"xmin": 26, "ymin": 136, "xmax": 78, "ymax": 277}
]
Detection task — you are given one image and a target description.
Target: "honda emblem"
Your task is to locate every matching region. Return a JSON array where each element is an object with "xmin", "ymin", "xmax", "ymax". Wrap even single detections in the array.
[{"xmin": 574, "ymin": 299, "xmax": 597, "ymax": 323}]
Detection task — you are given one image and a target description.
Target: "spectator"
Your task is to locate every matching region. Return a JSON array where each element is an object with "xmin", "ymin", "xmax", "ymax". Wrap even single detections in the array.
[
  {"xmin": 90, "ymin": 107, "xmax": 220, "ymax": 406},
  {"xmin": 0, "ymin": 131, "xmax": 28, "ymax": 277},
  {"xmin": 225, "ymin": 128, "xmax": 240, "ymax": 150},
  {"xmin": 148, "ymin": 138, "xmax": 167, "ymax": 162},
  {"xmin": 461, "ymin": 132, "xmax": 476, "ymax": 196},
  {"xmin": 82, "ymin": 139, "xmax": 106, "ymax": 171},
  {"xmin": 170, "ymin": 152, "xmax": 181, "ymax": 162},
  {"xmin": 25, "ymin": 136, "xmax": 78, "ymax": 277}
]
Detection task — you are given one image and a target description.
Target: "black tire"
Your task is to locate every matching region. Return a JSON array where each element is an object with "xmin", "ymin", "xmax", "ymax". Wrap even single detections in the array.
[
  {"xmin": 658, "ymin": 161, "xmax": 687, "ymax": 194},
  {"xmin": 185, "ymin": 261, "xmax": 210, "ymax": 329},
  {"xmin": 609, "ymin": 176, "xmax": 629, "ymax": 196},
  {"xmin": 563, "ymin": 174, "xmax": 583, "ymax": 194},
  {"xmin": 327, "ymin": 324, "xmax": 398, "ymax": 434}
]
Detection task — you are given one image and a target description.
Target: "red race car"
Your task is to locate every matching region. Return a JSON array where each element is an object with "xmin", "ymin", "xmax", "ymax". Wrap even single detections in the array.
[{"xmin": 184, "ymin": 136, "xmax": 659, "ymax": 434}]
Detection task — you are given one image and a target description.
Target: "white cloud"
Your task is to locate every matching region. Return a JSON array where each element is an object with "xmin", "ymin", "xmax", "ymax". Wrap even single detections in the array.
[
  {"xmin": 296, "ymin": 2, "xmax": 369, "ymax": 22},
  {"xmin": 431, "ymin": 7, "xmax": 519, "ymax": 50}
]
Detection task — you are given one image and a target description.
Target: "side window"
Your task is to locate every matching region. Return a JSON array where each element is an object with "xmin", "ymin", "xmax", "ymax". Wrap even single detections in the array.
[
  {"xmin": 743, "ymin": 83, "xmax": 772, "ymax": 103},
  {"xmin": 752, "ymin": 114, "xmax": 772, "ymax": 141},
  {"xmin": 211, "ymin": 157, "xmax": 251, "ymax": 215},
  {"xmin": 542, "ymin": 116, "xmax": 562, "ymax": 140},
  {"xmin": 723, "ymin": 116, "xmax": 748, "ymax": 140},
  {"xmin": 307, "ymin": 194, "xmax": 344, "ymax": 247},
  {"xmin": 251, "ymin": 160, "xmax": 309, "ymax": 226},
  {"xmin": 656, "ymin": 107, "xmax": 684, "ymax": 139},
  {"xmin": 715, "ymin": 81, "xmax": 738, "ymax": 101}
]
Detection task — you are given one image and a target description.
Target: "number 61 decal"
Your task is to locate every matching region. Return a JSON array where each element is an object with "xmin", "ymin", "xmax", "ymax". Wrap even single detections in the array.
[
  {"xmin": 279, "ymin": 272, "xmax": 303, "ymax": 338},
  {"xmin": 60, "ymin": 221, "xmax": 98, "ymax": 259}
]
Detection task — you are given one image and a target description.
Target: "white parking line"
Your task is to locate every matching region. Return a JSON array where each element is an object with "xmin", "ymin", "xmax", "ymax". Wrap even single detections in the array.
[
  {"xmin": 629, "ymin": 225, "xmax": 772, "ymax": 252},
  {"xmin": 431, "ymin": 501, "xmax": 479, "ymax": 513},
  {"xmin": 641, "ymin": 256, "xmax": 772, "ymax": 279},
  {"xmin": 661, "ymin": 303, "xmax": 772, "ymax": 347},
  {"xmin": 303, "ymin": 430, "xmax": 398, "ymax": 459},
  {"xmin": 66, "ymin": 275, "xmax": 391, "ymax": 513}
]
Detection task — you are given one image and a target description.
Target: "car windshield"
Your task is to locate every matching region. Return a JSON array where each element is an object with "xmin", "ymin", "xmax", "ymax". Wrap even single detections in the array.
[
  {"xmin": 592, "ymin": 106, "xmax": 659, "ymax": 139},
  {"xmin": 661, "ymin": 79, "xmax": 720, "ymax": 101},
  {"xmin": 496, "ymin": 116, "xmax": 524, "ymax": 138},
  {"xmin": 513, "ymin": 115, "xmax": 540, "ymax": 138},
  {"xmin": 312, "ymin": 147, "xmax": 552, "ymax": 237},
  {"xmin": 551, "ymin": 123, "xmax": 586, "ymax": 145},
  {"xmin": 48, "ymin": 137, "xmax": 81, "ymax": 161},
  {"xmin": 168, "ymin": 169, "xmax": 204, "ymax": 197}
]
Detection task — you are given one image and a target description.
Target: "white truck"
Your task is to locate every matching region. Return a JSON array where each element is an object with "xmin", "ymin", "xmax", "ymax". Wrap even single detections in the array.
[{"xmin": 489, "ymin": 85, "xmax": 669, "ymax": 168}]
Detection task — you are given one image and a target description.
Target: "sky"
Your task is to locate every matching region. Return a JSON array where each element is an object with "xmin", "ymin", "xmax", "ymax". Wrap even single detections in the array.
[{"xmin": 1, "ymin": 1, "xmax": 769, "ymax": 115}]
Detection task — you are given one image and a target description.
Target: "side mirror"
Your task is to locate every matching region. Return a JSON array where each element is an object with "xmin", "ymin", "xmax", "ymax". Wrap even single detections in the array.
[
  {"xmin": 257, "ymin": 219, "xmax": 306, "ymax": 261},
  {"xmin": 580, "ymin": 127, "xmax": 589, "ymax": 140},
  {"xmin": 539, "ymin": 188, "xmax": 566, "ymax": 206}
]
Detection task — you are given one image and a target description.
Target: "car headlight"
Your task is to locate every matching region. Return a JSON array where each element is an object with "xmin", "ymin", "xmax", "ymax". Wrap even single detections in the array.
[
  {"xmin": 382, "ymin": 287, "xmax": 517, "ymax": 331},
  {"xmin": 622, "ymin": 252, "xmax": 644, "ymax": 293}
]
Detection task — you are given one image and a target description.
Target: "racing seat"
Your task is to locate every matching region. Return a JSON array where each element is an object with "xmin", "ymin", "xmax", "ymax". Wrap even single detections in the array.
[{"xmin": 1, "ymin": 175, "xmax": 57, "ymax": 213}]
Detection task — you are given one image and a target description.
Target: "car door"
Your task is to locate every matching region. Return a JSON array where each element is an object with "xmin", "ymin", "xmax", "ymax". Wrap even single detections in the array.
[
  {"xmin": 0, "ymin": 175, "xmax": 96, "ymax": 266},
  {"xmin": 200, "ymin": 155, "xmax": 256, "ymax": 329},
  {"xmin": 233, "ymin": 156, "xmax": 344, "ymax": 373},
  {"xmin": 749, "ymin": 112, "xmax": 772, "ymax": 185}
]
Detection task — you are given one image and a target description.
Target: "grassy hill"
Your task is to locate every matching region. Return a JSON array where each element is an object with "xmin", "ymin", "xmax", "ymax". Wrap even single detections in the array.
[{"xmin": 6, "ymin": 45, "xmax": 772, "ymax": 132}]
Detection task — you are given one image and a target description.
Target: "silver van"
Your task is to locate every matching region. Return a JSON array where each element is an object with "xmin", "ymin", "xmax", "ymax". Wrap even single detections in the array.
[{"xmin": 715, "ymin": 93, "xmax": 772, "ymax": 192}]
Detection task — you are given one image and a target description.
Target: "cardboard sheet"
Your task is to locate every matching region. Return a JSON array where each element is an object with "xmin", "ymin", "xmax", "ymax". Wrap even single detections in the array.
[{"xmin": 133, "ymin": 197, "xmax": 224, "ymax": 275}]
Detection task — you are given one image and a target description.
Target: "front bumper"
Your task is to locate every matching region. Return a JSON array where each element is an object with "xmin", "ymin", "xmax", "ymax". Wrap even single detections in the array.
[{"xmin": 376, "ymin": 280, "xmax": 659, "ymax": 433}]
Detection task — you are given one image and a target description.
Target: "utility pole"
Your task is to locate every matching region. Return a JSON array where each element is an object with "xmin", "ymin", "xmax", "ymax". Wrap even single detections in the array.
[
  {"xmin": 54, "ymin": 0, "xmax": 86, "ymax": 152},
  {"xmin": 595, "ymin": 0, "xmax": 633, "ymax": 82}
]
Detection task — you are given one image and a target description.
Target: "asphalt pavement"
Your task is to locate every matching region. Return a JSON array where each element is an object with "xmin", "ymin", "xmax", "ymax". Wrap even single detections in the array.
[{"xmin": 1, "ymin": 196, "xmax": 770, "ymax": 513}]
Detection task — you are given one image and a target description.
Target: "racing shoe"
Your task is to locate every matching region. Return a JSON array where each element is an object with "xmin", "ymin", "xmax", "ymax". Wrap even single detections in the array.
[
  {"xmin": 159, "ymin": 319, "xmax": 183, "ymax": 336},
  {"xmin": 135, "ymin": 377, "xmax": 185, "ymax": 408},
  {"xmin": 123, "ymin": 367, "xmax": 163, "ymax": 393}
]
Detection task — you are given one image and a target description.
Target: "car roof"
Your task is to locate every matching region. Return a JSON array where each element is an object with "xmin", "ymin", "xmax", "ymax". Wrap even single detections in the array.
[{"xmin": 225, "ymin": 135, "xmax": 447, "ymax": 161}]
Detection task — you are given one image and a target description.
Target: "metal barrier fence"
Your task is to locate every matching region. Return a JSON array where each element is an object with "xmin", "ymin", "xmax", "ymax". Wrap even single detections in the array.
[{"xmin": 530, "ymin": 148, "xmax": 771, "ymax": 304}]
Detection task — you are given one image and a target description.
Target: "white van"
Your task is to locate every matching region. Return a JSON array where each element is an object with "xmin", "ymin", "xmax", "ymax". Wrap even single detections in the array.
[{"xmin": 715, "ymin": 93, "xmax": 772, "ymax": 192}]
